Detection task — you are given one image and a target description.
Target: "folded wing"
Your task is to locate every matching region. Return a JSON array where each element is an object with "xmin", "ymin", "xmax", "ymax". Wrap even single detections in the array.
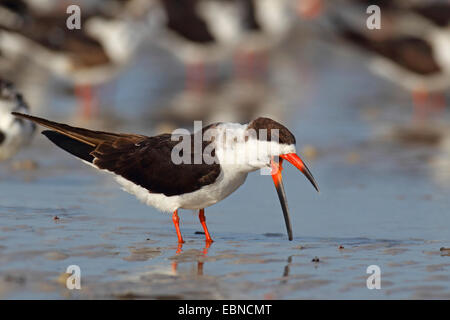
[{"xmin": 12, "ymin": 112, "xmax": 221, "ymax": 196}]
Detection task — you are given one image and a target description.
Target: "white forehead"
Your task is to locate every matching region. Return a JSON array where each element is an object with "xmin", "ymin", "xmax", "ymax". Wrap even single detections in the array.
[
  {"xmin": 211, "ymin": 122, "xmax": 295, "ymax": 147},
  {"xmin": 208, "ymin": 123, "xmax": 296, "ymax": 165}
]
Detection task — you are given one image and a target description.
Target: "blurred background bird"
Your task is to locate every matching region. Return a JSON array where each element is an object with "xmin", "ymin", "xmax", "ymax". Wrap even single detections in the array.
[
  {"xmin": 0, "ymin": 0, "xmax": 448, "ymax": 159},
  {"xmin": 325, "ymin": 0, "xmax": 450, "ymax": 123},
  {"xmin": 0, "ymin": 78, "xmax": 35, "ymax": 161}
]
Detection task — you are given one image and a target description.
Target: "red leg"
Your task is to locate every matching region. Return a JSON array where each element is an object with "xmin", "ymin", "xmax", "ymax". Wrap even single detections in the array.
[
  {"xmin": 297, "ymin": 0, "xmax": 323, "ymax": 19},
  {"xmin": 412, "ymin": 89, "xmax": 429, "ymax": 124},
  {"xmin": 186, "ymin": 63, "xmax": 207, "ymax": 93},
  {"xmin": 234, "ymin": 50, "xmax": 269, "ymax": 81},
  {"xmin": 176, "ymin": 242, "xmax": 183, "ymax": 254},
  {"xmin": 234, "ymin": 51, "xmax": 255, "ymax": 81},
  {"xmin": 75, "ymin": 84, "xmax": 97, "ymax": 119},
  {"xmin": 202, "ymin": 240, "xmax": 212, "ymax": 255},
  {"xmin": 199, "ymin": 208, "xmax": 213, "ymax": 243},
  {"xmin": 430, "ymin": 92, "xmax": 446, "ymax": 114},
  {"xmin": 172, "ymin": 210, "xmax": 185, "ymax": 244}
]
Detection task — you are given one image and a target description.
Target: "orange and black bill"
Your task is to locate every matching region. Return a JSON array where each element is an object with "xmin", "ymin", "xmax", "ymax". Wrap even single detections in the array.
[
  {"xmin": 280, "ymin": 153, "xmax": 319, "ymax": 192},
  {"xmin": 271, "ymin": 158, "xmax": 293, "ymax": 241},
  {"xmin": 271, "ymin": 153, "xmax": 319, "ymax": 241}
]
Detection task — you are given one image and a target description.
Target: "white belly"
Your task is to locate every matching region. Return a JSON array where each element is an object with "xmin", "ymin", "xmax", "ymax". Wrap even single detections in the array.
[
  {"xmin": 115, "ymin": 168, "xmax": 248, "ymax": 213},
  {"xmin": 178, "ymin": 169, "xmax": 248, "ymax": 210}
]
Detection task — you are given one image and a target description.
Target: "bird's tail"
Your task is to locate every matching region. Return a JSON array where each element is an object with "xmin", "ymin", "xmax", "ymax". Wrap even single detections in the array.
[
  {"xmin": 11, "ymin": 112, "xmax": 123, "ymax": 147},
  {"xmin": 11, "ymin": 112, "xmax": 127, "ymax": 163}
]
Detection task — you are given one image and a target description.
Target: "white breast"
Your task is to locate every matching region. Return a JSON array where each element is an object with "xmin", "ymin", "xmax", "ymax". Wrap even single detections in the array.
[{"xmin": 114, "ymin": 165, "xmax": 248, "ymax": 213}]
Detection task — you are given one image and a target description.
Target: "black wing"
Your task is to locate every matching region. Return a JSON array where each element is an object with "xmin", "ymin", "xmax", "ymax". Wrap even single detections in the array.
[
  {"xmin": 92, "ymin": 133, "xmax": 221, "ymax": 196},
  {"xmin": 13, "ymin": 112, "xmax": 221, "ymax": 196}
]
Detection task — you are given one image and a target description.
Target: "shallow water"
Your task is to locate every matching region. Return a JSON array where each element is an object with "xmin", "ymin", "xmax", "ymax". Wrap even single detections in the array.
[{"xmin": 0, "ymin": 36, "xmax": 449, "ymax": 299}]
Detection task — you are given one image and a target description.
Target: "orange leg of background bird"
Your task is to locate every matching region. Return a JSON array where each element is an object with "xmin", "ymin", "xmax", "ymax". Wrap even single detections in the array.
[
  {"xmin": 412, "ymin": 89, "xmax": 429, "ymax": 123},
  {"xmin": 199, "ymin": 209, "xmax": 213, "ymax": 243},
  {"xmin": 297, "ymin": 0, "xmax": 323, "ymax": 19},
  {"xmin": 75, "ymin": 84, "xmax": 97, "ymax": 119},
  {"xmin": 430, "ymin": 92, "xmax": 446, "ymax": 114},
  {"xmin": 234, "ymin": 51, "xmax": 268, "ymax": 81},
  {"xmin": 186, "ymin": 63, "xmax": 207, "ymax": 93},
  {"xmin": 172, "ymin": 210, "xmax": 185, "ymax": 244},
  {"xmin": 411, "ymin": 90, "xmax": 446, "ymax": 123}
]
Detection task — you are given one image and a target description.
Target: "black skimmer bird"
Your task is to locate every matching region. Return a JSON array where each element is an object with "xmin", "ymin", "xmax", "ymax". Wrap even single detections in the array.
[
  {"xmin": 150, "ymin": 0, "xmax": 242, "ymax": 133},
  {"xmin": 231, "ymin": 0, "xmax": 324, "ymax": 82},
  {"xmin": 12, "ymin": 113, "xmax": 319, "ymax": 243},
  {"xmin": 157, "ymin": 0, "xmax": 241, "ymax": 92},
  {"xmin": 328, "ymin": 1, "xmax": 450, "ymax": 121},
  {"xmin": 232, "ymin": 0, "xmax": 299, "ymax": 81},
  {"xmin": 0, "ymin": 79, "xmax": 35, "ymax": 160}
]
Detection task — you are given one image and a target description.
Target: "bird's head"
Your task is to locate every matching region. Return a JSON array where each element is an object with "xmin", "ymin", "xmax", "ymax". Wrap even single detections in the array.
[{"xmin": 245, "ymin": 117, "xmax": 319, "ymax": 240}]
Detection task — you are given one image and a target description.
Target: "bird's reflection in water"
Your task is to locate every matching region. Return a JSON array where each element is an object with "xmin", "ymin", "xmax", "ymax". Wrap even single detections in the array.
[
  {"xmin": 264, "ymin": 255, "xmax": 294, "ymax": 299},
  {"xmin": 171, "ymin": 241, "xmax": 213, "ymax": 276},
  {"xmin": 281, "ymin": 256, "xmax": 293, "ymax": 285}
]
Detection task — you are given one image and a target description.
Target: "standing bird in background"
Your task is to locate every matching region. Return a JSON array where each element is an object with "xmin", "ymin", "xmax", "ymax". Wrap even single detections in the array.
[
  {"xmin": 12, "ymin": 113, "xmax": 319, "ymax": 243},
  {"xmin": 232, "ymin": 0, "xmax": 324, "ymax": 82},
  {"xmin": 152, "ymin": 0, "xmax": 243, "ymax": 131},
  {"xmin": 0, "ymin": 79, "xmax": 35, "ymax": 160},
  {"xmin": 328, "ymin": 0, "xmax": 450, "ymax": 122},
  {"xmin": 233, "ymin": 0, "xmax": 297, "ymax": 81},
  {"xmin": 158, "ymin": 0, "xmax": 241, "ymax": 93}
]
